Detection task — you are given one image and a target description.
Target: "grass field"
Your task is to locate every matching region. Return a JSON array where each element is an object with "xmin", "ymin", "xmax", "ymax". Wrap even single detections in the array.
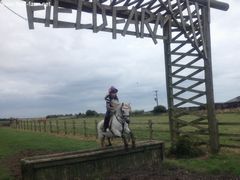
[
  {"xmin": 0, "ymin": 127, "xmax": 240, "ymax": 179},
  {"xmin": 3, "ymin": 112, "xmax": 240, "ymax": 179},
  {"xmin": 0, "ymin": 128, "xmax": 98, "ymax": 180}
]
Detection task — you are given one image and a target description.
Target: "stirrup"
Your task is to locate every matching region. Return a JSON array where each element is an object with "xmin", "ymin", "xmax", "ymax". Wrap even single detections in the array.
[{"xmin": 103, "ymin": 128, "xmax": 109, "ymax": 132}]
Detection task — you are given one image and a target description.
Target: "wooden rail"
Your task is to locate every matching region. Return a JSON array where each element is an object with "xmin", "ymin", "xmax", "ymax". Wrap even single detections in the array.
[{"xmin": 11, "ymin": 117, "xmax": 240, "ymax": 149}]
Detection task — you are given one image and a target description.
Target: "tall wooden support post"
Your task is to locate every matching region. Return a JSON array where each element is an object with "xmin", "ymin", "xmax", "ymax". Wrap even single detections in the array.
[
  {"xmin": 163, "ymin": 18, "xmax": 176, "ymax": 145},
  {"xmin": 202, "ymin": 6, "xmax": 219, "ymax": 153}
]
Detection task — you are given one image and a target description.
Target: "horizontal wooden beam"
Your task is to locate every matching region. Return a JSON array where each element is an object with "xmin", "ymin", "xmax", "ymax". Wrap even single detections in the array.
[
  {"xmin": 189, "ymin": 0, "xmax": 229, "ymax": 11},
  {"xmin": 21, "ymin": 141, "xmax": 164, "ymax": 180}
]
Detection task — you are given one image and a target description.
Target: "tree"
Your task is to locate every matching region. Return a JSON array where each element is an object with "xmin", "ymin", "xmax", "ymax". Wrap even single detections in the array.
[
  {"xmin": 132, "ymin": 110, "xmax": 145, "ymax": 116},
  {"xmin": 85, "ymin": 110, "xmax": 98, "ymax": 116},
  {"xmin": 152, "ymin": 105, "xmax": 167, "ymax": 114}
]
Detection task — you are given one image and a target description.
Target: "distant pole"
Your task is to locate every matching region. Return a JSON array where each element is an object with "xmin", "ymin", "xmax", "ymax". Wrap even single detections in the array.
[{"xmin": 154, "ymin": 90, "xmax": 159, "ymax": 106}]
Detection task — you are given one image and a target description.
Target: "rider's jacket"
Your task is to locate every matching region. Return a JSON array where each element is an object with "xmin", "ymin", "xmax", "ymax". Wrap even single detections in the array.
[{"xmin": 104, "ymin": 94, "xmax": 119, "ymax": 110}]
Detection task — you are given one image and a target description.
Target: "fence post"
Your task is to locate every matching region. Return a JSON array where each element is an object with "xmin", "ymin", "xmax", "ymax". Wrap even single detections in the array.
[
  {"xmin": 23, "ymin": 121, "xmax": 26, "ymax": 130},
  {"xmin": 95, "ymin": 120, "xmax": 98, "ymax": 139},
  {"xmin": 56, "ymin": 120, "xmax": 59, "ymax": 134},
  {"xmin": 39, "ymin": 121, "xmax": 41, "ymax": 132},
  {"xmin": 14, "ymin": 120, "xmax": 17, "ymax": 129},
  {"xmin": 73, "ymin": 120, "xmax": 76, "ymax": 136},
  {"xmin": 148, "ymin": 120, "xmax": 153, "ymax": 140},
  {"xmin": 30, "ymin": 121, "xmax": 33, "ymax": 131},
  {"xmin": 83, "ymin": 119, "xmax": 87, "ymax": 137},
  {"xmin": 49, "ymin": 120, "xmax": 53, "ymax": 133},
  {"xmin": 64, "ymin": 120, "xmax": 67, "ymax": 135},
  {"xmin": 44, "ymin": 120, "xmax": 46, "ymax": 133},
  {"xmin": 17, "ymin": 120, "xmax": 20, "ymax": 129},
  {"xmin": 34, "ymin": 121, "xmax": 37, "ymax": 132}
]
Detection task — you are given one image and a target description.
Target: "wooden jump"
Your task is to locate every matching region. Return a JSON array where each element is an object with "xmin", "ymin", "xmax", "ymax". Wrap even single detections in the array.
[{"xmin": 21, "ymin": 141, "xmax": 164, "ymax": 180}]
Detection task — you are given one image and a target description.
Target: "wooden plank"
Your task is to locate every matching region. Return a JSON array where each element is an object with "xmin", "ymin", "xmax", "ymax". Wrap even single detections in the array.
[
  {"xmin": 172, "ymin": 68, "xmax": 205, "ymax": 84},
  {"xmin": 177, "ymin": 0, "xmax": 187, "ymax": 31},
  {"xmin": 171, "ymin": 48, "xmax": 197, "ymax": 64},
  {"xmin": 172, "ymin": 56, "xmax": 202, "ymax": 75},
  {"xmin": 172, "ymin": 63, "xmax": 204, "ymax": 70},
  {"xmin": 171, "ymin": 52, "xmax": 199, "ymax": 57},
  {"xmin": 172, "ymin": 75, "xmax": 205, "ymax": 86},
  {"xmin": 173, "ymin": 85, "xmax": 206, "ymax": 95},
  {"xmin": 76, "ymin": 0, "xmax": 92, "ymax": 29},
  {"xmin": 174, "ymin": 93, "xmax": 205, "ymax": 107},
  {"xmin": 92, "ymin": 0, "xmax": 108, "ymax": 33},
  {"xmin": 175, "ymin": 118, "xmax": 208, "ymax": 131},
  {"xmin": 140, "ymin": 8, "xmax": 158, "ymax": 44},
  {"xmin": 45, "ymin": 0, "xmax": 51, "ymax": 27},
  {"xmin": 219, "ymin": 133, "xmax": 240, "ymax": 137},
  {"xmin": 195, "ymin": 3, "xmax": 207, "ymax": 57},
  {"xmin": 202, "ymin": 5, "xmax": 219, "ymax": 153},
  {"xmin": 171, "ymin": 41, "xmax": 188, "ymax": 53},
  {"xmin": 220, "ymin": 144, "xmax": 240, "ymax": 149},
  {"xmin": 163, "ymin": 17, "xmax": 176, "ymax": 144},
  {"xmin": 26, "ymin": 2, "xmax": 34, "ymax": 29},
  {"xmin": 171, "ymin": 31, "xmax": 184, "ymax": 42},
  {"xmin": 186, "ymin": 0, "xmax": 198, "ymax": 47}
]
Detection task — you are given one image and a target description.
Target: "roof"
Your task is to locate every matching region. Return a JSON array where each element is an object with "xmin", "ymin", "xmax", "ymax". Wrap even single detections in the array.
[{"xmin": 226, "ymin": 96, "xmax": 240, "ymax": 103}]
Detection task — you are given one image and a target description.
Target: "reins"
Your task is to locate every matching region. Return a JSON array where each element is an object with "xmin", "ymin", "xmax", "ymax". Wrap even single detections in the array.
[{"xmin": 112, "ymin": 103, "xmax": 130, "ymax": 134}]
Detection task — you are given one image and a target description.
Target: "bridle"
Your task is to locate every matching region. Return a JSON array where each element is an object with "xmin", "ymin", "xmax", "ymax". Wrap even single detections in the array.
[{"xmin": 114, "ymin": 103, "xmax": 130, "ymax": 125}]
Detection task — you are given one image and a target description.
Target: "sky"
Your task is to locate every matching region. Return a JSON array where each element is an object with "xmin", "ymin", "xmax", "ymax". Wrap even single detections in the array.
[{"xmin": 0, "ymin": 0, "xmax": 239, "ymax": 118}]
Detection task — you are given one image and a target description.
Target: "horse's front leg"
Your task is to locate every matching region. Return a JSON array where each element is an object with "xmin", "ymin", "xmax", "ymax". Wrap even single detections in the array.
[
  {"xmin": 101, "ymin": 136, "xmax": 105, "ymax": 148},
  {"xmin": 112, "ymin": 129, "xmax": 128, "ymax": 149},
  {"xmin": 124, "ymin": 125, "xmax": 135, "ymax": 148},
  {"xmin": 121, "ymin": 134, "xmax": 128, "ymax": 149}
]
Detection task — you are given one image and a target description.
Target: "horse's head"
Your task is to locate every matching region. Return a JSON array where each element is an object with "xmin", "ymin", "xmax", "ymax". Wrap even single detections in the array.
[{"xmin": 120, "ymin": 103, "xmax": 131, "ymax": 123}]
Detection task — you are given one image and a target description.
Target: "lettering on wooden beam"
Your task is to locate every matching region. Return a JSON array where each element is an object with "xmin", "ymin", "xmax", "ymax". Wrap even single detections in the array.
[{"xmin": 26, "ymin": 0, "xmax": 169, "ymax": 44}]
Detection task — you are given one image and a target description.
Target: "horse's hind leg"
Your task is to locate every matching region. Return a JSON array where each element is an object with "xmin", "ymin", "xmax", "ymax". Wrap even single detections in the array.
[
  {"xmin": 107, "ymin": 137, "xmax": 112, "ymax": 147},
  {"xmin": 121, "ymin": 134, "xmax": 128, "ymax": 149},
  {"xmin": 130, "ymin": 132, "xmax": 136, "ymax": 148}
]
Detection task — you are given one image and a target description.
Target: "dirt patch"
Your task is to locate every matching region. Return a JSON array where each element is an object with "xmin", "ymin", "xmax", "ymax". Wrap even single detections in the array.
[
  {"xmin": 3, "ymin": 150, "xmax": 53, "ymax": 180},
  {"xmin": 107, "ymin": 166, "xmax": 240, "ymax": 180}
]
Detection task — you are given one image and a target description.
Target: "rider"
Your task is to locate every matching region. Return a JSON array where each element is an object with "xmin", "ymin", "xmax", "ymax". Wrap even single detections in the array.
[{"xmin": 103, "ymin": 86, "xmax": 119, "ymax": 132}]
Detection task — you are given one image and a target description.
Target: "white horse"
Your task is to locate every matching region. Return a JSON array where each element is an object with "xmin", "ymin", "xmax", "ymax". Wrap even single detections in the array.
[{"xmin": 97, "ymin": 101, "xmax": 135, "ymax": 148}]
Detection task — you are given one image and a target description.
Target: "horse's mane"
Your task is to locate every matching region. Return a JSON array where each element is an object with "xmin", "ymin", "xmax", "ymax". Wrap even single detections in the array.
[{"xmin": 111, "ymin": 101, "xmax": 131, "ymax": 111}]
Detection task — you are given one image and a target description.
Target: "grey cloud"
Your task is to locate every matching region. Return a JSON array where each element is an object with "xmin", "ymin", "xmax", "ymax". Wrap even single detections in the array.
[{"xmin": 0, "ymin": 0, "xmax": 239, "ymax": 117}]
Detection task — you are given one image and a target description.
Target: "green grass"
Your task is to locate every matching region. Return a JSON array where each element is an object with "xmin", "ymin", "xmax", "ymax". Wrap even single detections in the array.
[
  {"xmin": 165, "ymin": 150, "xmax": 240, "ymax": 175},
  {"xmin": 0, "ymin": 127, "xmax": 98, "ymax": 180},
  {"xmin": 1, "ymin": 128, "xmax": 240, "ymax": 179}
]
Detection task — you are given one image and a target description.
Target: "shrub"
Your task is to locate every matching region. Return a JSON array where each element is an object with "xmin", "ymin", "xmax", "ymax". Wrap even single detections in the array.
[
  {"xmin": 152, "ymin": 105, "xmax": 167, "ymax": 114},
  {"xmin": 168, "ymin": 135, "xmax": 205, "ymax": 158}
]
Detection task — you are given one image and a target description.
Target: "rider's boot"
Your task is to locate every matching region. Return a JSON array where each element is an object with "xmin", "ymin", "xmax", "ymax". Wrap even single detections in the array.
[{"xmin": 103, "ymin": 116, "xmax": 110, "ymax": 132}]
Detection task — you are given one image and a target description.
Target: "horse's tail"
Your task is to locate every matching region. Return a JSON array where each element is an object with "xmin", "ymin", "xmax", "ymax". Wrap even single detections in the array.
[{"xmin": 97, "ymin": 120, "xmax": 104, "ymax": 139}]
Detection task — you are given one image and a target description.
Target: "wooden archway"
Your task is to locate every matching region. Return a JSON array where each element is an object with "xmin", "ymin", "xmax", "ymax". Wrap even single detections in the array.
[{"xmin": 24, "ymin": 0, "xmax": 229, "ymax": 153}]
